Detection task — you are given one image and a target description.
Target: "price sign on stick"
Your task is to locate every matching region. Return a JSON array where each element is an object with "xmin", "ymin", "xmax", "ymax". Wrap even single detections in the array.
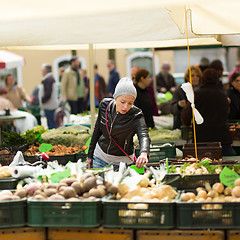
[
  {"xmin": 220, "ymin": 167, "xmax": 240, "ymax": 188},
  {"xmin": 39, "ymin": 143, "xmax": 53, "ymax": 153}
]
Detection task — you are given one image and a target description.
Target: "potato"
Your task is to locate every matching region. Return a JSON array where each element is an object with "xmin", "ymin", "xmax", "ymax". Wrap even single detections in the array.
[
  {"xmin": 71, "ymin": 182, "xmax": 83, "ymax": 195},
  {"xmin": 224, "ymin": 187, "xmax": 232, "ymax": 196},
  {"xmin": 138, "ymin": 177, "xmax": 149, "ymax": 188},
  {"xmin": 60, "ymin": 177, "xmax": 77, "ymax": 186},
  {"xmin": 234, "ymin": 178, "xmax": 240, "ymax": 187},
  {"xmin": 107, "ymin": 185, "xmax": 118, "ymax": 195},
  {"xmin": 232, "ymin": 186, "xmax": 240, "ymax": 198},
  {"xmin": 82, "ymin": 177, "xmax": 97, "ymax": 192},
  {"xmin": 62, "ymin": 187, "xmax": 76, "ymax": 199},
  {"xmin": 181, "ymin": 193, "xmax": 190, "ymax": 201},
  {"xmin": 48, "ymin": 194, "xmax": 65, "ymax": 200},
  {"xmin": 212, "ymin": 183, "xmax": 224, "ymax": 194},
  {"xmin": 197, "ymin": 190, "xmax": 207, "ymax": 199},
  {"xmin": 44, "ymin": 188, "xmax": 57, "ymax": 197},
  {"xmin": 81, "ymin": 173, "xmax": 93, "ymax": 182},
  {"xmin": 33, "ymin": 194, "xmax": 46, "ymax": 200},
  {"xmin": 89, "ymin": 188, "xmax": 102, "ymax": 198},
  {"xmin": 186, "ymin": 192, "xmax": 196, "ymax": 200},
  {"xmin": 15, "ymin": 189, "xmax": 27, "ymax": 198}
]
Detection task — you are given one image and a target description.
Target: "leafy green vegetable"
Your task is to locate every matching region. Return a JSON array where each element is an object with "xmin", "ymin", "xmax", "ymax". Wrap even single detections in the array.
[
  {"xmin": 21, "ymin": 125, "xmax": 46, "ymax": 145},
  {"xmin": 1, "ymin": 131, "xmax": 26, "ymax": 146}
]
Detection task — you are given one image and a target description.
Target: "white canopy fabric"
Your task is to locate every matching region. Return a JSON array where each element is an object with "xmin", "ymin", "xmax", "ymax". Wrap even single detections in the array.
[
  {"xmin": 0, "ymin": 0, "xmax": 238, "ymax": 49},
  {"xmin": 0, "ymin": 50, "xmax": 25, "ymax": 69}
]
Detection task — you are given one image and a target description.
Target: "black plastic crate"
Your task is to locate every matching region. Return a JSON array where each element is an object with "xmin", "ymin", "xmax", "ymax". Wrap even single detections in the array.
[
  {"xmin": 0, "ymin": 199, "xmax": 27, "ymax": 228},
  {"xmin": 75, "ymin": 151, "xmax": 87, "ymax": 161},
  {"xmin": 163, "ymin": 174, "xmax": 220, "ymax": 190},
  {"xmin": 177, "ymin": 201, "xmax": 240, "ymax": 229},
  {"xmin": 28, "ymin": 199, "xmax": 102, "ymax": 227},
  {"xmin": 136, "ymin": 142, "xmax": 176, "ymax": 163},
  {"xmin": 103, "ymin": 199, "xmax": 175, "ymax": 229}
]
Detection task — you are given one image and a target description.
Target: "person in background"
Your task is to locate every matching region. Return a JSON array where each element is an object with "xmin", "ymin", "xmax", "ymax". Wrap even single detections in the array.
[
  {"xmin": 107, "ymin": 60, "xmax": 120, "ymax": 97},
  {"xmin": 85, "ymin": 64, "xmax": 107, "ymax": 110},
  {"xmin": 38, "ymin": 64, "xmax": 59, "ymax": 129},
  {"xmin": 131, "ymin": 66, "xmax": 139, "ymax": 84},
  {"xmin": 227, "ymin": 72, "xmax": 240, "ymax": 120},
  {"xmin": 181, "ymin": 68, "xmax": 234, "ymax": 156},
  {"xmin": 58, "ymin": 67, "xmax": 65, "ymax": 82},
  {"xmin": 228, "ymin": 61, "xmax": 240, "ymax": 83},
  {"xmin": 170, "ymin": 66, "xmax": 202, "ymax": 129},
  {"xmin": 5, "ymin": 74, "xmax": 31, "ymax": 109},
  {"xmin": 134, "ymin": 68, "xmax": 155, "ymax": 129},
  {"xmin": 86, "ymin": 77, "xmax": 150, "ymax": 169},
  {"xmin": 156, "ymin": 62, "xmax": 176, "ymax": 93},
  {"xmin": 61, "ymin": 56, "xmax": 85, "ymax": 114},
  {"xmin": 209, "ymin": 59, "xmax": 224, "ymax": 89},
  {"xmin": 199, "ymin": 57, "xmax": 210, "ymax": 73},
  {"xmin": 0, "ymin": 87, "xmax": 37, "ymax": 133},
  {"xmin": 131, "ymin": 66, "xmax": 158, "ymax": 116},
  {"xmin": 0, "ymin": 87, "xmax": 15, "ymax": 111}
]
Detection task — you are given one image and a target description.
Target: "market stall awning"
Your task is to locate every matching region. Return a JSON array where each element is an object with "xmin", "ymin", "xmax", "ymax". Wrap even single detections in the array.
[{"xmin": 0, "ymin": 50, "xmax": 25, "ymax": 69}]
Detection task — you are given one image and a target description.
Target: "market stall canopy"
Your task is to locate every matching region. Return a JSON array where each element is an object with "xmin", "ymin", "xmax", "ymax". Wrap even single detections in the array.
[
  {"xmin": 0, "ymin": 50, "xmax": 25, "ymax": 69},
  {"xmin": 0, "ymin": 0, "xmax": 239, "ymax": 49}
]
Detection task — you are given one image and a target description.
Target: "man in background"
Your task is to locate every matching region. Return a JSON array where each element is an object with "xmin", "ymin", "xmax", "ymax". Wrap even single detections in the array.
[
  {"xmin": 39, "ymin": 64, "xmax": 59, "ymax": 129},
  {"xmin": 156, "ymin": 62, "xmax": 176, "ymax": 93},
  {"xmin": 61, "ymin": 56, "xmax": 85, "ymax": 114},
  {"xmin": 107, "ymin": 60, "xmax": 120, "ymax": 97}
]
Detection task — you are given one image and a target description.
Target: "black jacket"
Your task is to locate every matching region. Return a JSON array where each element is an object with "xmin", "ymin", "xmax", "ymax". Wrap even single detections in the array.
[
  {"xmin": 181, "ymin": 83, "xmax": 232, "ymax": 145},
  {"xmin": 134, "ymin": 84, "xmax": 155, "ymax": 129},
  {"xmin": 170, "ymin": 85, "xmax": 187, "ymax": 129},
  {"xmin": 227, "ymin": 87, "xmax": 240, "ymax": 120},
  {"xmin": 88, "ymin": 98, "xmax": 150, "ymax": 159},
  {"xmin": 156, "ymin": 72, "xmax": 176, "ymax": 92}
]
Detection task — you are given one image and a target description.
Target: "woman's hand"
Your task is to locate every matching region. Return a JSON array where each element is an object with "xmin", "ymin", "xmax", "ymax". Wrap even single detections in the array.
[
  {"xmin": 136, "ymin": 152, "xmax": 148, "ymax": 169},
  {"xmin": 86, "ymin": 158, "xmax": 93, "ymax": 169}
]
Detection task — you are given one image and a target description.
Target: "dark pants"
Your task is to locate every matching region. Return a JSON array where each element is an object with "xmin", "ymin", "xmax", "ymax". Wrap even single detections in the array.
[
  {"xmin": 44, "ymin": 109, "xmax": 56, "ymax": 129},
  {"xmin": 77, "ymin": 98, "xmax": 84, "ymax": 114},
  {"xmin": 68, "ymin": 100, "xmax": 78, "ymax": 114},
  {"xmin": 222, "ymin": 144, "xmax": 236, "ymax": 156}
]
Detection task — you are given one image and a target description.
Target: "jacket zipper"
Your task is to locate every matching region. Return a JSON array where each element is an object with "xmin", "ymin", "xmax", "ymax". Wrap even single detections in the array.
[
  {"xmin": 107, "ymin": 112, "xmax": 117, "ymax": 154},
  {"xmin": 124, "ymin": 139, "xmax": 127, "ymax": 151}
]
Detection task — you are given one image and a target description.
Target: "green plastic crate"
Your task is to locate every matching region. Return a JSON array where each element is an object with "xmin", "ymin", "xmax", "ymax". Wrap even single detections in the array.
[
  {"xmin": 135, "ymin": 142, "xmax": 176, "ymax": 163},
  {"xmin": 28, "ymin": 199, "xmax": 102, "ymax": 227},
  {"xmin": 103, "ymin": 199, "xmax": 175, "ymax": 229},
  {"xmin": 0, "ymin": 199, "xmax": 27, "ymax": 228},
  {"xmin": 177, "ymin": 201, "xmax": 240, "ymax": 229},
  {"xmin": 0, "ymin": 178, "xmax": 18, "ymax": 190}
]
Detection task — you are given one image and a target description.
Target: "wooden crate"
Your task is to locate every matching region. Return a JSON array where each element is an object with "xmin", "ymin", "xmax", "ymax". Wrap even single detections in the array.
[
  {"xmin": 137, "ymin": 230, "xmax": 225, "ymax": 240},
  {"xmin": 227, "ymin": 230, "xmax": 240, "ymax": 240},
  {"xmin": 0, "ymin": 227, "xmax": 46, "ymax": 240},
  {"xmin": 48, "ymin": 227, "xmax": 133, "ymax": 240}
]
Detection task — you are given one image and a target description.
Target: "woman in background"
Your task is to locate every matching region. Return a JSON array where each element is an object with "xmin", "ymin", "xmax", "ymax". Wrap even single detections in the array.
[
  {"xmin": 134, "ymin": 68, "xmax": 155, "ymax": 129},
  {"xmin": 170, "ymin": 66, "xmax": 202, "ymax": 129},
  {"xmin": 227, "ymin": 72, "xmax": 240, "ymax": 120},
  {"xmin": 5, "ymin": 74, "xmax": 31, "ymax": 109}
]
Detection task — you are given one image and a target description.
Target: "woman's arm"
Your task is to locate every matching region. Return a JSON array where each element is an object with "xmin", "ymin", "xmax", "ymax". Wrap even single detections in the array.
[
  {"xmin": 87, "ymin": 102, "xmax": 103, "ymax": 160},
  {"xmin": 134, "ymin": 113, "xmax": 151, "ymax": 168}
]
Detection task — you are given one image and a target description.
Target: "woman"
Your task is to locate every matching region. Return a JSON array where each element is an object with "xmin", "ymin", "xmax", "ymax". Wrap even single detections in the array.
[
  {"xmin": 227, "ymin": 72, "xmax": 240, "ymax": 120},
  {"xmin": 5, "ymin": 74, "xmax": 31, "ymax": 109},
  {"xmin": 170, "ymin": 66, "xmax": 202, "ymax": 129},
  {"xmin": 134, "ymin": 68, "xmax": 155, "ymax": 129},
  {"xmin": 181, "ymin": 68, "xmax": 234, "ymax": 156},
  {"xmin": 87, "ymin": 77, "xmax": 150, "ymax": 169}
]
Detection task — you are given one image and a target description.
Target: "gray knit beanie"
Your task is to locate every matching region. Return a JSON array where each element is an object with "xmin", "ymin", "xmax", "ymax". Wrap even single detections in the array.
[{"xmin": 113, "ymin": 77, "xmax": 137, "ymax": 99}]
